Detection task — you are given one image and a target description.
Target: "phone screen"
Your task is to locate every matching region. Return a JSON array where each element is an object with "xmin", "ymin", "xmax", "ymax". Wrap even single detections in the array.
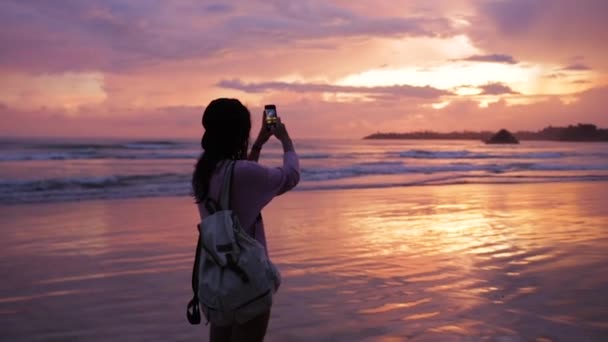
[{"xmin": 264, "ymin": 105, "xmax": 278, "ymax": 125}]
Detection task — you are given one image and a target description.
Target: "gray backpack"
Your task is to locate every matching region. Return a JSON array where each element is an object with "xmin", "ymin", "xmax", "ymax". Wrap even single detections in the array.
[{"xmin": 187, "ymin": 161, "xmax": 281, "ymax": 326}]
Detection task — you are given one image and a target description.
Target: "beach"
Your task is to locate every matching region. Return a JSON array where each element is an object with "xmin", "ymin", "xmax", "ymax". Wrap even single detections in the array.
[
  {"xmin": 3, "ymin": 1, "xmax": 608, "ymax": 340},
  {"xmin": 1, "ymin": 181, "xmax": 607, "ymax": 341}
]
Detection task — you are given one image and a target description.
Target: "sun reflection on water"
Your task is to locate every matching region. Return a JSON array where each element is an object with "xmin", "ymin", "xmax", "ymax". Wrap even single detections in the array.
[{"xmin": 1, "ymin": 182, "xmax": 607, "ymax": 340}]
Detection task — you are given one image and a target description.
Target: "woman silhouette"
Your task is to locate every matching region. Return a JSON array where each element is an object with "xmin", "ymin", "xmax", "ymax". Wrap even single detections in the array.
[{"xmin": 192, "ymin": 98, "xmax": 300, "ymax": 342}]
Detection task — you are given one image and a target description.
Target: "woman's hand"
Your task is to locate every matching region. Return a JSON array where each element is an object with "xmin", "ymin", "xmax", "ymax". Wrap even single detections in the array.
[
  {"xmin": 249, "ymin": 111, "xmax": 272, "ymax": 161},
  {"xmin": 253, "ymin": 111, "xmax": 272, "ymax": 148},
  {"xmin": 272, "ymin": 117, "xmax": 290, "ymax": 142},
  {"xmin": 272, "ymin": 117, "xmax": 294, "ymax": 152}
]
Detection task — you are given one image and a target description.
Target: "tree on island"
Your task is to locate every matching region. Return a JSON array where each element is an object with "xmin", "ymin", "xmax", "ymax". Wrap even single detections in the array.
[{"xmin": 364, "ymin": 123, "xmax": 608, "ymax": 142}]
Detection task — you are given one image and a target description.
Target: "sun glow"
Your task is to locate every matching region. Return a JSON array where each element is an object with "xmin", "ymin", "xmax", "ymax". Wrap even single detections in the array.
[
  {"xmin": 336, "ymin": 63, "xmax": 541, "ymax": 94},
  {"xmin": 340, "ymin": 62, "xmax": 602, "ymax": 101},
  {"xmin": 431, "ymin": 101, "xmax": 450, "ymax": 109},
  {"xmin": 0, "ymin": 72, "xmax": 106, "ymax": 111}
]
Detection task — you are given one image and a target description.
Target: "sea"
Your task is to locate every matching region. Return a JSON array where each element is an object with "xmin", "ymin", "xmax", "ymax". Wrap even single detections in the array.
[
  {"xmin": 2, "ymin": 137, "xmax": 608, "ymax": 341},
  {"xmin": 1, "ymin": 137, "xmax": 608, "ymax": 205}
]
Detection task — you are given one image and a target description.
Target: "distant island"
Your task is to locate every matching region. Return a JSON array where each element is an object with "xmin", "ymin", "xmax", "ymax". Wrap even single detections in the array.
[
  {"xmin": 485, "ymin": 129, "xmax": 519, "ymax": 144},
  {"xmin": 364, "ymin": 124, "xmax": 608, "ymax": 142}
]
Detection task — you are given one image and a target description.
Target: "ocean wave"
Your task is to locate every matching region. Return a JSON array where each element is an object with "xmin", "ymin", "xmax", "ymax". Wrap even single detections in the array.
[
  {"xmin": 0, "ymin": 140, "xmax": 193, "ymax": 161},
  {"xmin": 122, "ymin": 141, "xmax": 184, "ymax": 150},
  {"xmin": 3, "ymin": 171, "xmax": 608, "ymax": 205},
  {"xmin": 5, "ymin": 145, "xmax": 606, "ymax": 162},
  {"xmin": 301, "ymin": 161, "xmax": 608, "ymax": 181},
  {"xmin": 0, "ymin": 152, "xmax": 94, "ymax": 161},
  {"xmin": 0, "ymin": 150, "xmax": 358, "ymax": 162},
  {"xmin": 0, "ymin": 152, "xmax": 199, "ymax": 161},
  {"xmin": 394, "ymin": 150, "xmax": 568, "ymax": 159},
  {"xmin": 28, "ymin": 140, "xmax": 186, "ymax": 151},
  {"xmin": 0, "ymin": 173, "xmax": 192, "ymax": 205},
  {"xmin": 3, "ymin": 162, "xmax": 608, "ymax": 193},
  {"xmin": 298, "ymin": 174, "xmax": 608, "ymax": 191},
  {"xmin": 299, "ymin": 153, "xmax": 333, "ymax": 159},
  {"xmin": 0, "ymin": 173, "xmax": 189, "ymax": 192}
]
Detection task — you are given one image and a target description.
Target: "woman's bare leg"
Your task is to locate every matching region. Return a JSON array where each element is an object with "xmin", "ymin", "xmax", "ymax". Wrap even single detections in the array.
[
  {"xmin": 210, "ymin": 324, "xmax": 232, "ymax": 342},
  {"xmin": 230, "ymin": 310, "xmax": 271, "ymax": 342}
]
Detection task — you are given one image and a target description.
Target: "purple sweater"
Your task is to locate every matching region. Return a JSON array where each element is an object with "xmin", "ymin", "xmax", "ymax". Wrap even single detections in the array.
[{"xmin": 197, "ymin": 151, "xmax": 300, "ymax": 250}]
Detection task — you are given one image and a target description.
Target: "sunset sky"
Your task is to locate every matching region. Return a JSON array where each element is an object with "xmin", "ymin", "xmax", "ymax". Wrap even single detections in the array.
[{"xmin": 1, "ymin": 0, "xmax": 607, "ymax": 138}]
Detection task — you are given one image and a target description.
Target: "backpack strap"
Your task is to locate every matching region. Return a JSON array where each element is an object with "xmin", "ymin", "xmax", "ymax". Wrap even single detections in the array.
[
  {"xmin": 186, "ymin": 160, "xmax": 237, "ymax": 325},
  {"xmin": 203, "ymin": 160, "xmax": 235, "ymax": 214},
  {"xmin": 187, "ymin": 223, "xmax": 203, "ymax": 325},
  {"xmin": 219, "ymin": 160, "xmax": 236, "ymax": 210},
  {"xmin": 204, "ymin": 198, "xmax": 220, "ymax": 214}
]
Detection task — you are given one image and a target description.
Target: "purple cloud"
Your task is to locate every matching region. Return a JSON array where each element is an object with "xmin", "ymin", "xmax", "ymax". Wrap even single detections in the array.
[
  {"xmin": 469, "ymin": 0, "xmax": 608, "ymax": 71},
  {"xmin": 562, "ymin": 63, "xmax": 591, "ymax": 71},
  {"xmin": 204, "ymin": 3, "xmax": 234, "ymax": 13},
  {"xmin": 544, "ymin": 73, "xmax": 566, "ymax": 79},
  {"xmin": 221, "ymin": 14, "xmax": 453, "ymax": 44},
  {"xmin": 477, "ymin": 0, "xmax": 545, "ymax": 35},
  {"xmin": 217, "ymin": 79, "xmax": 451, "ymax": 98},
  {"xmin": 0, "ymin": 1, "xmax": 172, "ymax": 72},
  {"xmin": 0, "ymin": 0, "xmax": 456, "ymax": 73},
  {"xmin": 457, "ymin": 54, "xmax": 518, "ymax": 64},
  {"xmin": 479, "ymin": 83, "xmax": 519, "ymax": 95}
]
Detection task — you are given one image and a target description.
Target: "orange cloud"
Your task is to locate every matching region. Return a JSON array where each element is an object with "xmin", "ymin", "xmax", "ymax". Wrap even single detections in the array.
[{"xmin": 2, "ymin": 86, "xmax": 607, "ymax": 139}]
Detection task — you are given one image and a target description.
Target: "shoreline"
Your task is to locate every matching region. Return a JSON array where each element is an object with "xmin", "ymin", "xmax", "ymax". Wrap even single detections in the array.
[{"xmin": 3, "ymin": 177, "xmax": 608, "ymax": 207}]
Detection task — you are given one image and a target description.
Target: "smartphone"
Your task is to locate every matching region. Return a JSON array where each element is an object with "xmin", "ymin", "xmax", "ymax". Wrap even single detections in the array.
[{"xmin": 264, "ymin": 104, "xmax": 278, "ymax": 129}]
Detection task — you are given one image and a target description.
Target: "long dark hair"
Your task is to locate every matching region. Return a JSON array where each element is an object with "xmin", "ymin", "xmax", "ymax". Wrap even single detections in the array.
[{"xmin": 192, "ymin": 98, "xmax": 251, "ymax": 203}]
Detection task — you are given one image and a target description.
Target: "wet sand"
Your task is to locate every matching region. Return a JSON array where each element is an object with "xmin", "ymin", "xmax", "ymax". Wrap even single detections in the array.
[{"xmin": 1, "ymin": 182, "xmax": 608, "ymax": 341}]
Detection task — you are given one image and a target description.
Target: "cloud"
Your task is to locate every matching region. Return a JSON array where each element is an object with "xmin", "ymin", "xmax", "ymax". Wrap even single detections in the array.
[
  {"xmin": 544, "ymin": 73, "xmax": 567, "ymax": 79},
  {"xmin": 478, "ymin": 83, "xmax": 519, "ymax": 95},
  {"xmin": 457, "ymin": 54, "xmax": 518, "ymax": 64},
  {"xmin": 0, "ymin": 104, "xmax": 204, "ymax": 138},
  {"xmin": 0, "ymin": 0, "xmax": 457, "ymax": 73},
  {"xmin": 217, "ymin": 79, "xmax": 452, "ymax": 98},
  {"xmin": 561, "ymin": 63, "xmax": 592, "ymax": 71},
  {"xmin": 0, "ymin": 1, "xmax": 167, "ymax": 72},
  {"xmin": 469, "ymin": 0, "xmax": 608, "ymax": 70},
  {"xmin": 1, "ymin": 0, "xmax": 605, "ymax": 140},
  {"xmin": 3, "ymin": 86, "xmax": 608, "ymax": 138},
  {"xmin": 225, "ymin": 16, "xmax": 453, "ymax": 41},
  {"xmin": 432, "ymin": 86, "xmax": 608, "ymax": 132},
  {"xmin": 204, "ymin": 3, "xmax": 234, "ymax": 13},
  {"xmin": 476, "ymin": 0, "xmax": 544, "ymax": 35}
]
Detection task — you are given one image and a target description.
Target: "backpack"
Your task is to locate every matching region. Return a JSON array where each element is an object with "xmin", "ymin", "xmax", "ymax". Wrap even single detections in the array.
[{"xmin": 187, "ymin": 160, "xmax": 281, "ymax": 326}]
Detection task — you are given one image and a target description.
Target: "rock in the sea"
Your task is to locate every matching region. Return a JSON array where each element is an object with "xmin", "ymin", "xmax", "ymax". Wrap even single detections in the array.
[{"xmin": 485, "ymin": 129, "xmax": 519, "ymax": 144}]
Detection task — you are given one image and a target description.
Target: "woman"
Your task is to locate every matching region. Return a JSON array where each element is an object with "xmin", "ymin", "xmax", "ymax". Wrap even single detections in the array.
[{"xmin": 192, "ymin": 98, "xmax": 300, "ymax": 342}]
